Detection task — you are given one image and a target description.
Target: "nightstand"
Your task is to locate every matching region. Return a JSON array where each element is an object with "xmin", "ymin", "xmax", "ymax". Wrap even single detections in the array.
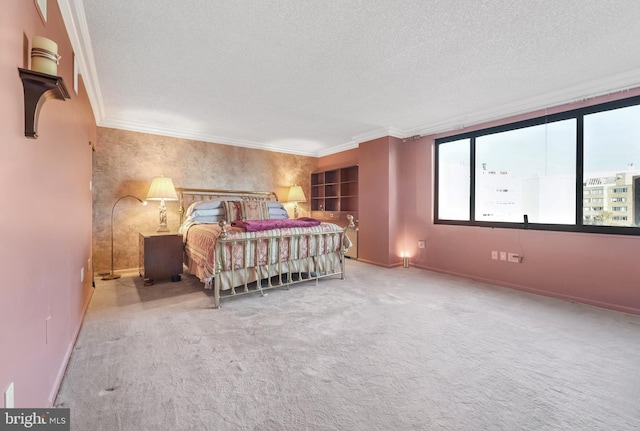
[
  {"xmin": 139, "ymin": 232, "xmax": 183, "ymax": 285},
  {"xmin": 345, "ymin": 228, "xmax": 358, "ymax": 259}
]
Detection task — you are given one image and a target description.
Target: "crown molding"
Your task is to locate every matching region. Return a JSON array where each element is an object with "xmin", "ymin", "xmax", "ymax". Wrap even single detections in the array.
[
  {"xmin": 316, "ymin": 126, "xmax": 412, "ymax": 156},
  {"xmin": 316, "ymin": 140, "xmax": 360, "ymax": 157},
  {"xmin": 350, "ymin": 126, "xmax": 408, "ymax": 144},
  {"xmin": 58, "ymin": 0, "xmax": 106, "ymax": 122},
  {"xmin": 99, "ymin": 118, "xmax": 320, "ymax": 157}
]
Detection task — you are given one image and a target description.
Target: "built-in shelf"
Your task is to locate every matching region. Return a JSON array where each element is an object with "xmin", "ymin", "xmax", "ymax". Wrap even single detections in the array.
[
  {"xmin": 311, "ymin": 165, "xmax": 358, "ymax": 215},
  {"xmin": 18, "ymin": 68, "xmax": 70, "ymax": 138},
  {"xmin": 311, "ymin": 165, "xmax": 359, "ymax": 259}
]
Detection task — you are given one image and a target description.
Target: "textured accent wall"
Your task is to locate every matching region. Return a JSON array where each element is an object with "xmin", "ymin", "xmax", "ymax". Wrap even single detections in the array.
[{"xmin": 93, "ymin": 127, "xmax": 317, "ymax": 274}]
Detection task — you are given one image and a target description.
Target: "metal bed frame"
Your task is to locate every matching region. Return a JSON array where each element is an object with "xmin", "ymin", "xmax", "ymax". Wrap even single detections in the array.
[{"xmin": 177, "ymin": 188, "xmax": 354, "ymax": 308}]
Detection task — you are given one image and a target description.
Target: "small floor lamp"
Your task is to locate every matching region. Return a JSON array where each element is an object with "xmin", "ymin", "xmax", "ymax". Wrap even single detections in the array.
[
  {"xmin": 288, "ymin": 185, "xmax": 306, "ymax": 219},
  {"xmin": 102, "ymin": 195, "xmax": 146, "ymax": 280},
  {"xmin": 146, "ymin": 176, "xmax": 179, "ymax": 232}
]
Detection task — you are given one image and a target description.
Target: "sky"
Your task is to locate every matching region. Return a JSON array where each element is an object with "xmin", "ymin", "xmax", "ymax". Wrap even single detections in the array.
[{"xmin": 583, "ymin": 104, "xmax": 640, "ymax": 173}]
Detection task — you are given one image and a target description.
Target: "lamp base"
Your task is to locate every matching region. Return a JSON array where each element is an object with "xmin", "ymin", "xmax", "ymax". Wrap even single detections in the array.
[
  {"xmin": 156, "ymin": 225, "xmax": 170, "ymax": 232},
  {"xmin": 101, "ymin": 273, "xmax": 121, "ymax": 280}
]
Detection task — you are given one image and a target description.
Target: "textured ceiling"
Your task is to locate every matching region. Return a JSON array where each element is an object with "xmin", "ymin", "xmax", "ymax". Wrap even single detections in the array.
[{"xmin": 60, "ymin": 0, "xmax": 640, "ymax": 156}]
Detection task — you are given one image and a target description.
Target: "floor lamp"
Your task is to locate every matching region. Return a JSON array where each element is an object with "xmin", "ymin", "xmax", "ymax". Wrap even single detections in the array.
[{"xmin": 101, "ymin": 195, "xmax": 146, "ymax": 280}]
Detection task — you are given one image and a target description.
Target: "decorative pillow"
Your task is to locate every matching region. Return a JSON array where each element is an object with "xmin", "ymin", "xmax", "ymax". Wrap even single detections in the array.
[
  {"xmin": 241, "ymin": 200, "xmax": 270, "ymax": 220},
  {"xmin": 223, "ymin": 201, "xmax": 244, "ymax": 222}
]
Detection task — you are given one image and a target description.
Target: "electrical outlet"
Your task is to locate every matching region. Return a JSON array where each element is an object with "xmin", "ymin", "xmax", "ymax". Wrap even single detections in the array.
[
  {"xmin": 81, "ymin": 267, "xmax": 85, "ymax": 282},
  {"xmin": 491, "ymin": 251, "xmax": 498, "ymax": 260},
  {"xmin": 499, "ymin": 251, "xmax": 507, "ymax": 261},
  {"xmin": 5, "ymin": 382, "xmax": 14, "ymax": 408},
  {"xmin": 508, "ymin": 252, "xmax": 521, "ymax": 263},
  {"xmin": 418, "ymin": 240, "xmax": 426, "ymax": 249}
]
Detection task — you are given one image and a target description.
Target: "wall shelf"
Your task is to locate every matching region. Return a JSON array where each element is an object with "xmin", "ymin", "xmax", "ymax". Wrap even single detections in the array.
[
  {"xmin": 311, "ymin": 165, "xmax": 358, "ymax": 215},
  {"xmin": 18, "ymin": 68, "xmax": 70, "ymax": 138}
]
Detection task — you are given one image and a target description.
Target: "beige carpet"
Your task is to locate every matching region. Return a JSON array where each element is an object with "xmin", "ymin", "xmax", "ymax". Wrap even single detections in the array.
[{"xmin": 55, "ymin": 260, "xmax": 640, "ymax": 430}]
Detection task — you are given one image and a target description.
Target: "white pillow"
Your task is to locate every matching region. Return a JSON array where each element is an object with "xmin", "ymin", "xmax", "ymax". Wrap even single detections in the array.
[
  {"xmin": 183, "ymin": 215, "xmax": 225, "ymax": 225},
  {"xmin": 185, "ymin": 198, "xmax": 241, "ymax": 217},
  {"xmin": 269, "ymin": 208, "xmax": 289, "ymax": 220},
  {"xmin": 191, "ymin": 208, "xmax": 225, "ymax": 218}
]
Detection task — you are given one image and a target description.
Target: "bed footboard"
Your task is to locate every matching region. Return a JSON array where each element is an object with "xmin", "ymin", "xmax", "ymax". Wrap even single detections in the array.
[{"xmin": 210, "ymin": 215, "xmax": 355, "ymax": 309}]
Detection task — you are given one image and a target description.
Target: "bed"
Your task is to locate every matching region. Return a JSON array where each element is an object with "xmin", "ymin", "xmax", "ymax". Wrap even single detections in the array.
[{"xmin": 177, "ymin": 188, "xmax": 354, "ymax": 308}]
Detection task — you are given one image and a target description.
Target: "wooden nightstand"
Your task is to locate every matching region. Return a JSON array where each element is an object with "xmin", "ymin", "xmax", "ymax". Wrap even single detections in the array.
[{"xmin": 139, "ymin": 232, "xmax": 183, "ymax": 285}]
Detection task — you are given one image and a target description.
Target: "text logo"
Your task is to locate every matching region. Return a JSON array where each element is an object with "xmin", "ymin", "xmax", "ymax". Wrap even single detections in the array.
[{"xmin": 0, "ymin": 409, "xmax": 69, "ymax": 431}]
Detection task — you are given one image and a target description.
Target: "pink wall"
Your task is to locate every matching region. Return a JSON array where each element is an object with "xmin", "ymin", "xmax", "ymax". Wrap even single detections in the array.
[
  {"xmin": 397, "ymin": 90, "xmax": 640, "ymax": 315},
  {"xmin": 358, "ymin": 137, "xmax": 403, "ymax": 267},
  {"xmin": 0, "ymin": 0, "xmax": 95, "ymax": 407},
  {"xmin": 321, "ymin": 89, "xmax": 640, "ymax": 314},
  {"xmin": 316, "ymin": 148, "xmax": 358, "ymax": 171}
]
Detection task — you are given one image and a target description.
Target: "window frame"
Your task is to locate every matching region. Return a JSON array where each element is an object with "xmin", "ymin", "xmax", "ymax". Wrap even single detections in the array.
[{"xmin": 434, "ymin": 94, "xmax": 640, "ymax": 236}]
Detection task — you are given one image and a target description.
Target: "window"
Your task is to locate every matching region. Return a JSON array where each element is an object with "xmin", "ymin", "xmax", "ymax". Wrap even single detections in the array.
[
  {"xmin": 436, "ymin": 138, "xmax": 470, "ymax": 221},
  {"xmin": 474, "ymin": 119, "xmax": 576, "ymax": 223},
  {"xmin": 435, "ymin": 95, "xmax": 640, "ymax": 235},
  {"xmin": 584, "ymin": 102, "xmax": 640, "ymax": 228}
]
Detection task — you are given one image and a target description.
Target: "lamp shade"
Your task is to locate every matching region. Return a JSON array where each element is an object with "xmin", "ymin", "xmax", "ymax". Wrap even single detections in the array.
[
  {"xmin": 146, "ymin": 176, "xmax": 178, "ymax": 201},
  {"xmin": 287, "ymin": 185, "xmax": 306, "ymax": 203}
]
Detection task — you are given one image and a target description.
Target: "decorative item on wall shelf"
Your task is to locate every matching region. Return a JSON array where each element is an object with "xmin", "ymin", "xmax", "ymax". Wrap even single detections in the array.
[
  {"xmin": 147, "ymin": 176, "xmax": 179, "ymax": 232},
  {"xmin": 31, "ymin": 36, "xmax": 61, "ymax": 75},
  {"xmin": 288, "ymin": 185, "xmax": 306, "ymax": 219},
  {"xmin": 102, "ymin": 195, "xmax": 147, "ymax": 280}
]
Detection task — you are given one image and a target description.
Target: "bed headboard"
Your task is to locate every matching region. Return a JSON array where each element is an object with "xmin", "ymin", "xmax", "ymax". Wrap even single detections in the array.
[{"xmin": 176, "ymin": 188, "xmax": 279, "ymax": 223}]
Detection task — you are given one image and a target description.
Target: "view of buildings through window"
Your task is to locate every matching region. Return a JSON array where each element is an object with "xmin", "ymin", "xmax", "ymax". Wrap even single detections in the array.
[
  {"xmin": 436, "ymin": 98, "xmax": 640, "ymax": 232},
  {"xmin": 583, "ymin": 104, "xmax": 640, "ymax": 227}
]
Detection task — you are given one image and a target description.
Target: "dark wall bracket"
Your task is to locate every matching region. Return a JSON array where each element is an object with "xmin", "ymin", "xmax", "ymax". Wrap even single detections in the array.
[{"xmin": 18, "ymin": 68, "xmax": 70, "ymax": 138}]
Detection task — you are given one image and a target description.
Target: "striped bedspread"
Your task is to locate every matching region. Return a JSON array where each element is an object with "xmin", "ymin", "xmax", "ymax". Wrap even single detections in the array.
[{"xmin": 183, "ymin": 222, "xmax": 351, "ymax": 281}]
